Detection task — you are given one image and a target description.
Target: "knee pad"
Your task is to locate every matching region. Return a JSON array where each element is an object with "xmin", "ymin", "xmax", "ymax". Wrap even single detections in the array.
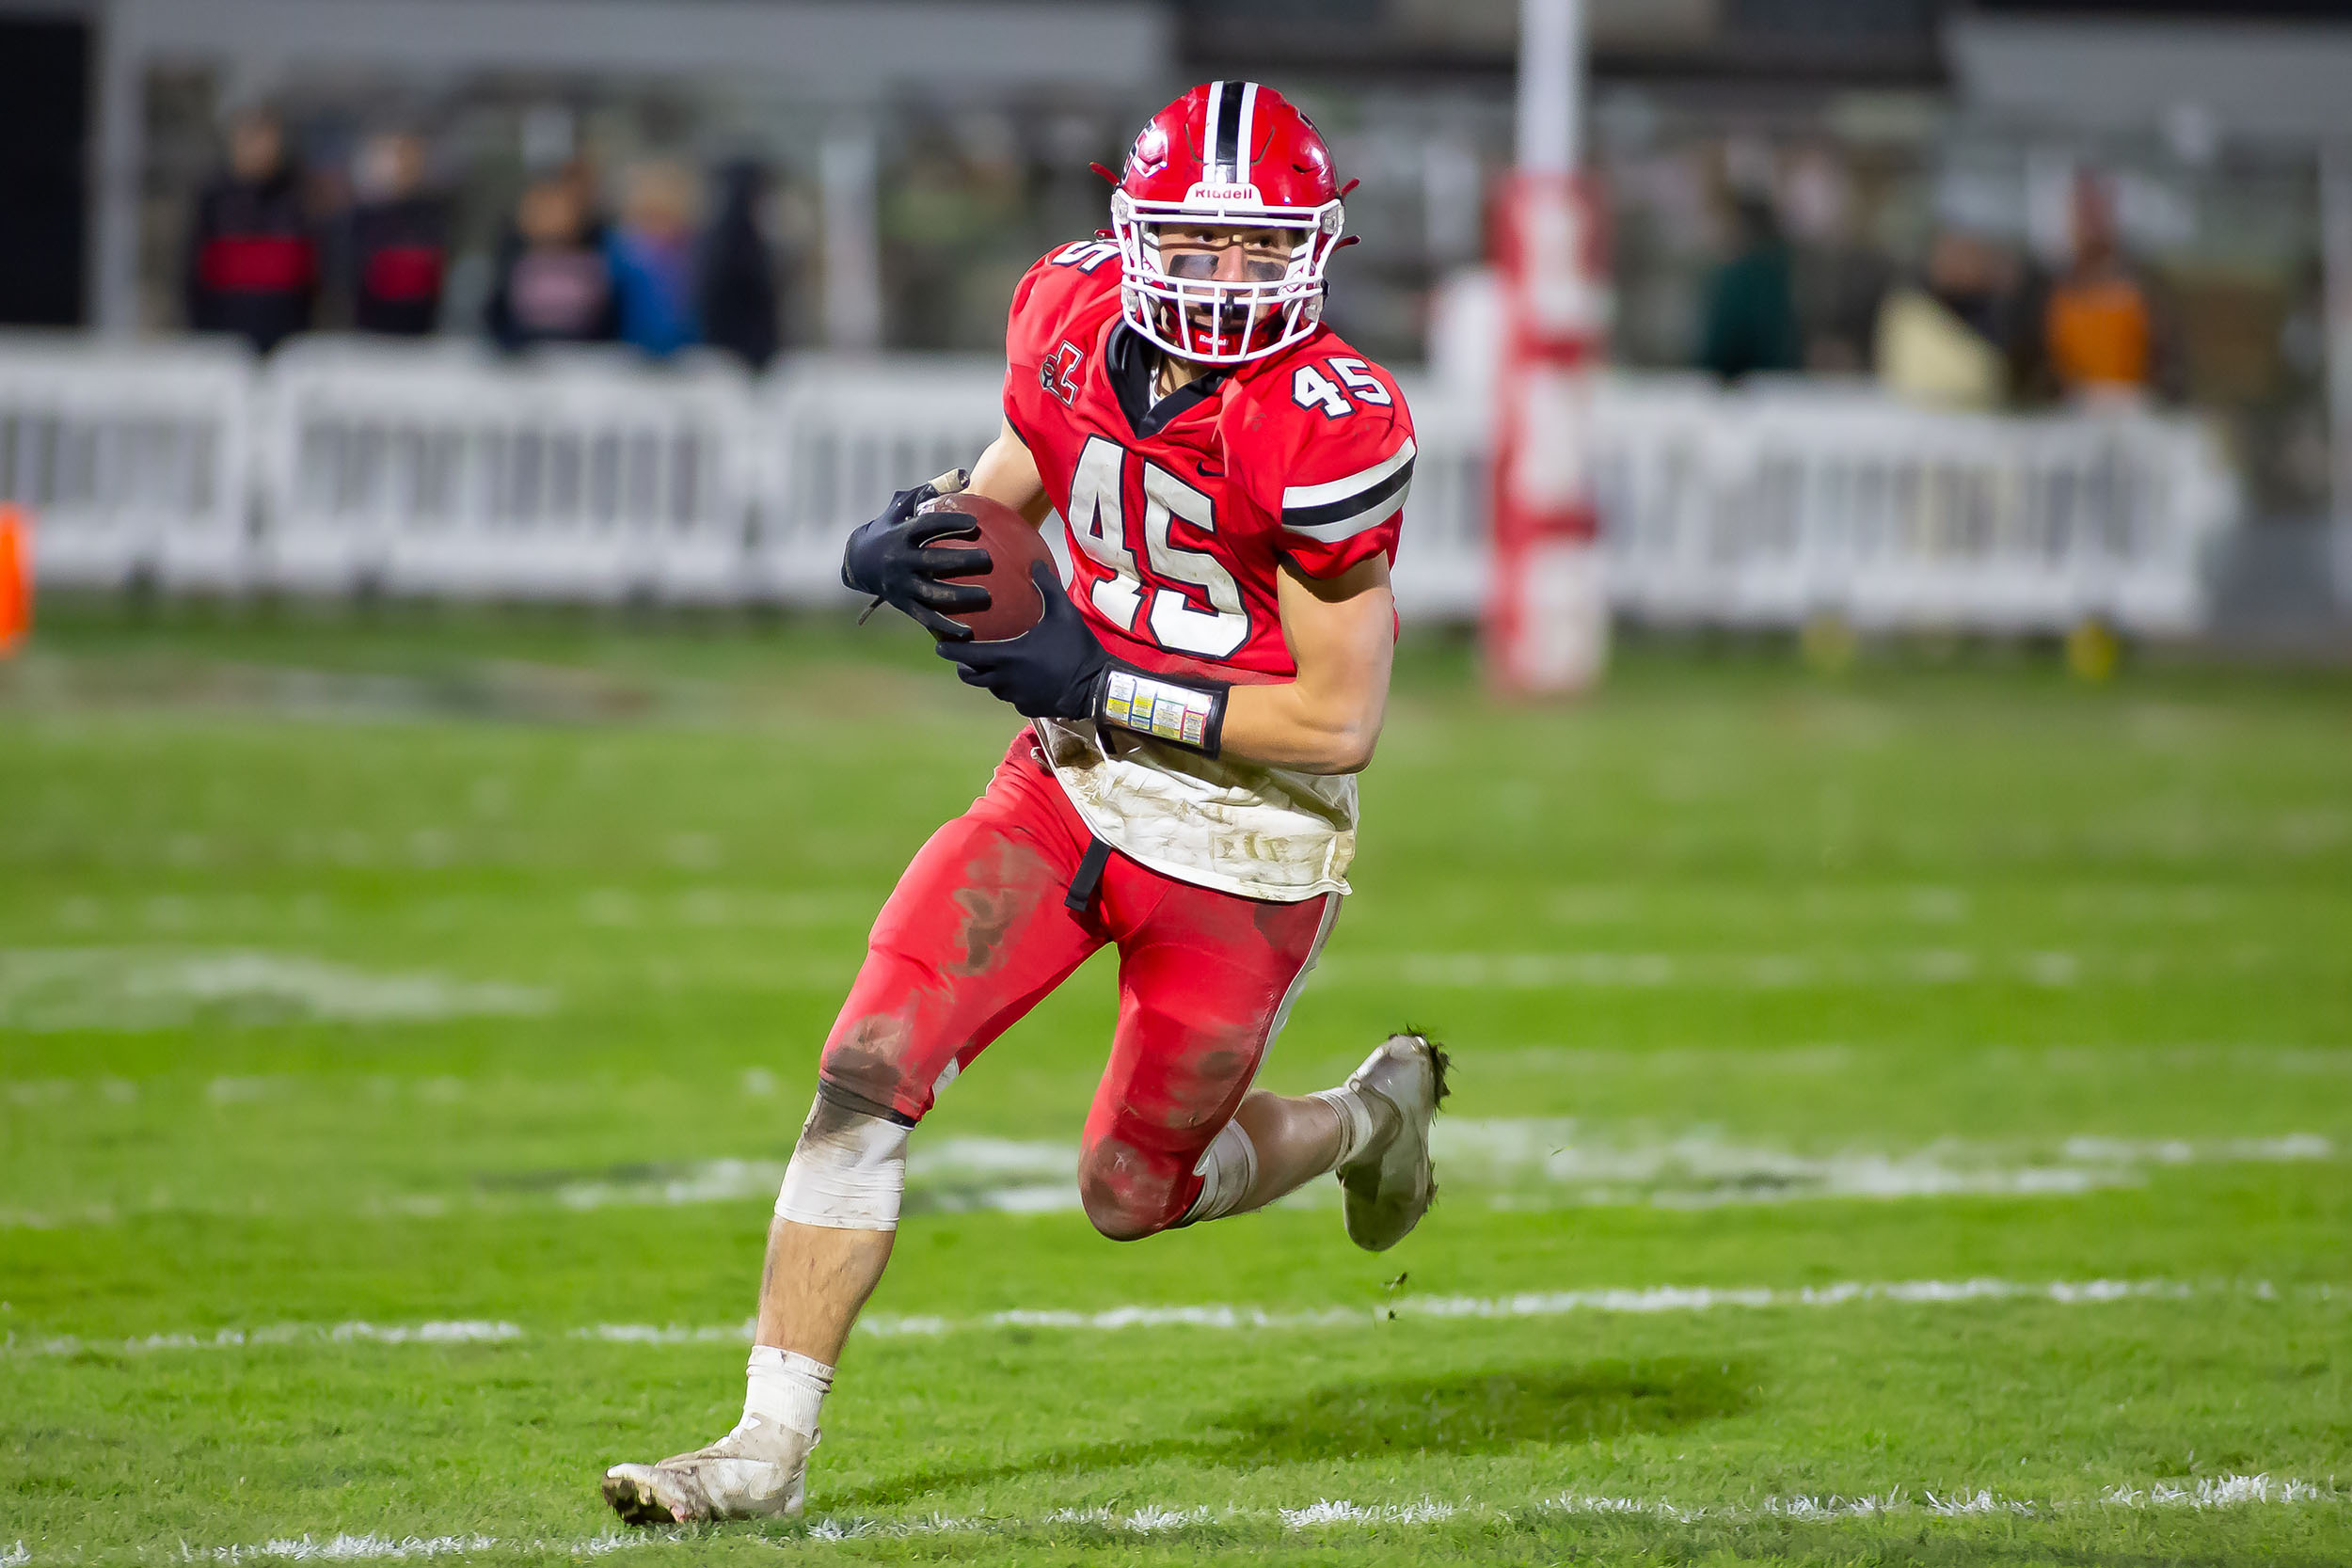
[
  {"xmin": 1077, "ymin": 1135, "xmax": 1200, "ymax": 1241},
  {"xmin": 775, "ymin": 1091, "xmax": 910, "ymax": 1231}
]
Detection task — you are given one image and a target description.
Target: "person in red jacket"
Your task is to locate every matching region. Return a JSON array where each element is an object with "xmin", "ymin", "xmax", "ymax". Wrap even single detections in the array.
[
  {"xmin": 184, "ymin": 105, "xmax": 316, "ymax": 353},
  {"xmin": 604, "ymin": 81, "xmax": 1445, "ymax": 1528},
  {"xmin": 346, "ymin": 130, "xmax": 448, "ymax": 338}
]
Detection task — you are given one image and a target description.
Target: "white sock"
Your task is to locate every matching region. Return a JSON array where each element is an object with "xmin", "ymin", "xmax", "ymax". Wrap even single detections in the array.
[
  {"xmin": 1180, "ymin": 1118, "xmax": 1260, "ymax": 1225},
  {"xmin": 743, "ymin": 1344, "xmax": 833, "ymax": 1438},
  {"xmin": 1309, "ymin": 1085, "xmax": 1388, "ymax": 1167}
]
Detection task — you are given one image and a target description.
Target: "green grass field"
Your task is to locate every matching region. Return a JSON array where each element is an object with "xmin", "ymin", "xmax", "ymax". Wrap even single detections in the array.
[{"xmin": 5, "ymin": 603, "xmax": 2349, "ymax": 1566}]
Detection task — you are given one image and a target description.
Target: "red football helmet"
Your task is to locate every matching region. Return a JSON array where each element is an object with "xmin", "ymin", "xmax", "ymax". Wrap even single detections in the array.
[{"xmin": 1109, "ymin": 81, "xmax": 1345, "ymax": 365}]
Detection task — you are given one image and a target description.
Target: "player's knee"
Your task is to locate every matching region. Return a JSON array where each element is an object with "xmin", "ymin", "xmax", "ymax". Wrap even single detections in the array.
[
  {"xmin": 775, "ymin": 1087, "xmax": 910, "ymax": 1232},
  {"xmin": 1076, "ymin": 1136, "xmax": 1191, "ymax": 1241},
  {"xmin": 818, "ymin": 1006, "xmax": 931, "ymax": 1126}
]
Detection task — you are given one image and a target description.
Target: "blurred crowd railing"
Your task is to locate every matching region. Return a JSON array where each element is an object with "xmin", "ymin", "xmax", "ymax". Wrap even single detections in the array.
[
  {"xmin": 1591, "ymin": 378, "xmax": 2237, "ymax": 636},
  {"xmin": 0, "ymin": 334, "xmax": 2239, "ymax": 635}
]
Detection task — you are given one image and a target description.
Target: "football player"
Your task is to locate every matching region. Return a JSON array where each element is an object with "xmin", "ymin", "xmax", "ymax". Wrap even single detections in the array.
[{"xmin": 604, "ymin": 81, "xmax": 1446, "ymax": 1525}]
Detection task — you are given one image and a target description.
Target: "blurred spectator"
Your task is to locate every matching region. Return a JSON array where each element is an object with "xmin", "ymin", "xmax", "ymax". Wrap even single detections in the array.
[
  {"xmin": 1781, "ymin": 147, "xmax": 1891, "ymax": 375},
  {"xmin": 884, "ymin": 119, "xmax": 1025, "ymax": 351},
  {"xmin": 346, "ymin": 130, "xmax": 448, "ymax": 337},
  {"xmin": 1877, "ymin": 230, "xmax": 2028, "ymax": 411},
  {"xmin": 607, "ymin": 159, "xmax": 702, "ymax": 357},
  {"xmin": 1696, "ymin": 194, "xmax": 1803, "ymax": 383},
  {"xmin": 184, "ymin": 105, "xmax": 316, "ymax": 353},
  {"xmin": 696, "ymin": 160, "xmax": 781, "ymax": 371},
  {"xmin": 485, "ymin": 167, "xmax": 618, "ymax": 350},
  {"xmin": 2041, "ymin": 171, "xmax": 2169, "ymax": 404}
]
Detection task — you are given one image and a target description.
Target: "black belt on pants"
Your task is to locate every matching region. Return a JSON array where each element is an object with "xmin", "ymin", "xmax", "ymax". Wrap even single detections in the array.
[{"xmin": 1065, "ymin": 837, "xmax": 1113, "ymax": 914}]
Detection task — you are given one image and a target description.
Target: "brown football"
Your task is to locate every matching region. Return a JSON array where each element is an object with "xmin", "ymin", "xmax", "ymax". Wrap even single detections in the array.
[{"xmin": 917, "ymin": 493, "xmax": 1057, "ymax": 641}]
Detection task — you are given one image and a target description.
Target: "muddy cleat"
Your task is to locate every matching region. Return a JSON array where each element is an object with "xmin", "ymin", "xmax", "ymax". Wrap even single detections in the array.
[
  {"xmin": 1336, "ymin": 1031, "xmax": 1451, "ymax": 1252},
  {"xmin": 602, "ymin": 1414, "xmax": 817, "ymax": 1525}
]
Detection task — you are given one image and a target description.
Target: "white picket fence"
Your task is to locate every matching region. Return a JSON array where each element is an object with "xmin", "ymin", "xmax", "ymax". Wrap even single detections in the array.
[
  {"xmin": 260, "ymin": 340, "xmax": 756, "ymax": 601},
  {"xmin": 0, "ymin": 336, "xmax": 252, "ymax": 591},
  {"xmin": 0, "ymin": 333, "xmax": 2240, "ymax": 634},
  {"xmin": 1590, "ymin": 377, "xmax": 2233, "ymax": 634}
]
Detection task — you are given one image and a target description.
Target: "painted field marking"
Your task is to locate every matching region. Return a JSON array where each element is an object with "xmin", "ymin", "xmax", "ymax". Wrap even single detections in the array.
[
  {"xmin": 31, "ymin": 1472, "xmax": 2341, "ymax": 1561},
  {"xmin": 441, "ymin": 1125, "xmax": 2352, "ymax": 1219},
  {"xmin": 1329, "ymin": 946, "xmax": 2296, "ymax": 991},
  {"xmin": 1432, "ymin": 1122, "xmax": 2336, "ymax": 1210},
  {"xmin": 10, "ymin": 1277, "xmax": 2334, "ymax": 1359},
  {"xmin": 3, "ymin": 1117, "xmax": 2336, "ymax": 1230},
  {"xmin": 0, "ymin": 948, "xmax": 550, "ymax": 1033},
  {"xmin": 501, "ymin": 1122, "xmax": 2344, "ymax": 1217}
]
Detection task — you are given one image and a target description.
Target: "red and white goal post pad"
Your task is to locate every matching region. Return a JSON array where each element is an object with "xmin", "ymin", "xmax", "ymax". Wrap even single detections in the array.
[{"xmin": 1486, "ymin": 170, "xmax": 1609, "ymax": 696}]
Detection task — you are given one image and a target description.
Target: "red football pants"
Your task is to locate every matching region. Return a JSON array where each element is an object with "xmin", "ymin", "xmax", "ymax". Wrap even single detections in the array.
[{"xmin": 818, "ymin": 730, "xmax": 1339, "ymax": 1239}]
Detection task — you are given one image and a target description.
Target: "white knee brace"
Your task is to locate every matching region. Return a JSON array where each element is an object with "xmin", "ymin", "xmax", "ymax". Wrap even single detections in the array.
[
  {"xmin": 775, "ymin": 1094, "xmax": 910, "ymax": 1231},
  {"xmin": 1180, "ymin": 1118, "xmax": 1259, "ymax": 1227}
]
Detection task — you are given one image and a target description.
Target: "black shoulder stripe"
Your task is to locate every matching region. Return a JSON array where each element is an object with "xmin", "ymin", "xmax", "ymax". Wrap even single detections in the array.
[{"xmin": 1280, "ymin": 456, "xmax": 1416, "ymax": 535}]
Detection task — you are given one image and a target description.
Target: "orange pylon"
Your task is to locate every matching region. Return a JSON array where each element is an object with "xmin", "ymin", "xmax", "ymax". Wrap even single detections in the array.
[{"xmin": 0, "ymin": 505, "xmax": 29, "ymax": 657}]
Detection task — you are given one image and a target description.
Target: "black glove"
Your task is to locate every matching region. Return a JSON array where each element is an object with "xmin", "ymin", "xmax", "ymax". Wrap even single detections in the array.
[
  {"xmin": 841, "ymin": 478, "xmax": 991, "ymax": 641},
  {"xmin": 938, "ymin": 563, "xmax": 1230, "ymax": 755},
  {"xmin": 934, "ymin": 562, "xmax": 1108, "ymax": 719}
]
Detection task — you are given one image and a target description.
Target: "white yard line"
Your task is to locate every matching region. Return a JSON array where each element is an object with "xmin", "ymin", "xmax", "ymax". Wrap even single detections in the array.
[
  {"xmin": 1433, "ymin": 1121, "xmax": 2337, "ymax": 1209},
  {"xmin": 8, "ymin": 1322, "xmax": 526, "ymax": 1357},
  {"xmin": 166, "ymin": 1531, "xmax": 659, "ymax": 1561},
  {"xmin": 852, "ymin": 1275, "xmax": 2325, "ymax": 1335},
  {"xmin": 26, "ymin": 1473, "xmax": 2337, "ymax": 1561},
  {"xmin": 541, "ymin": 1123, "xmax": 2338, "ymax": 1215},
  {"xmin": 186, "ymin": 1536, "xmax": 510, "ymax": 1562},
  {"xmin": 1343, "ymin": 948, "xmax": 2261, "ymax": 990},
  {"xmin": 0, "ymin": 948, "xmax": 550, "ymax": 1033},
  {"xmin": 9, "ymin": 1277, "xmax": 2332, "ymax": 1359},
  {"xmin": 2, "ymin": 1107, "xmax": 2340, "ymax": 1233}
]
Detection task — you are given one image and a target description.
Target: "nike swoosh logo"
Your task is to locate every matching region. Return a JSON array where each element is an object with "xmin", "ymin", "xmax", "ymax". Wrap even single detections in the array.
[{"xmin": 1195, "ymin": 462, "xmax": 1226, "ymax": 479}]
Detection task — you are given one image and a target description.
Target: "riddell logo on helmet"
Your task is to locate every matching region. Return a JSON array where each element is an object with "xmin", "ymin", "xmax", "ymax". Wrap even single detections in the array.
[{"xmin": 1184, "ymin": 182, "xmax": 1263, "ymax": 205}]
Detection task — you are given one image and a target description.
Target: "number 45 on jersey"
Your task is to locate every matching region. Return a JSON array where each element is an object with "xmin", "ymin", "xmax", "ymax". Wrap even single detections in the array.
[
  {"xmin": 1064, "ymin": 435, "xmax": 1252, "ymax": 658},
  {"xmin": 1292, "ymin": 357, "xmax": 1391, "ymax": 420}
]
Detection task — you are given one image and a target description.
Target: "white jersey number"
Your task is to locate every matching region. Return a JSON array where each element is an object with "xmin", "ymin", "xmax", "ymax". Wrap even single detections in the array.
[
  {"xmin": 1050, "ymin": 240, "xmax": 1120, "ymax": 274},
  {"xmin": 1065, "ymin": 436, "xmax": 1142, "ymax": 630},
  {"xmin": 1292, "ymin": 364, "xmax": 1350, "ymax": 420},
  {"xmin": 1329, "ymin": 356, "xmax": 1393, "ymax": 406},
  {"xmin": 1293, "ymin": 357, "xmax": 1391, "ymax": 418},
  {"xmin": 1065, "ymin": 435, "xmax": 1250, "ymax": 658}
]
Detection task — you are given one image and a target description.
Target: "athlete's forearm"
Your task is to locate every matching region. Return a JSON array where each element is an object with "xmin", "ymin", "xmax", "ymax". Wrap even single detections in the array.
[
  {"xmin": 1215, "ymin": 561, "xmax": 1394, "ymax": 773},
  {"xmin": 1217, "ymin": 675, "xmax": 1387, "ymax": 774}
]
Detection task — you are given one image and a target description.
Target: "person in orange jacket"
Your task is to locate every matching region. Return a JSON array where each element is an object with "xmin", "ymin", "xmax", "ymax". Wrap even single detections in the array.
[{"xmin": 2042, "ymin": 171, "xmax": 2174, "ymax": 404}]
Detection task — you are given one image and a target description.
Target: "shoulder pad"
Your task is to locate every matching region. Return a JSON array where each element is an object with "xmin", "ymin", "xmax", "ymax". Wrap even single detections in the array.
[
  {"xmin": 1237, "ymin": 340, "xmax": 1415, "ymax": 577},
  {"xmin": 1009, "ymin": 240, "xmax": 1124, "ymax": 341}
]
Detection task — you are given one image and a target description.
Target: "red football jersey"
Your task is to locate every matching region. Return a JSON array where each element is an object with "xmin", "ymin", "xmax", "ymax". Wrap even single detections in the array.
[{"xmin": 1002, "ymin": 241, "xmax": 1416, "ymax": 683}]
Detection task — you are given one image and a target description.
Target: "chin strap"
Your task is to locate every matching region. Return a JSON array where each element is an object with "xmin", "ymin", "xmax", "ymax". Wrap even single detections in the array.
[{"xmin": 1097, "ymin": 664, "xmax": 1230, "ymax": 758}]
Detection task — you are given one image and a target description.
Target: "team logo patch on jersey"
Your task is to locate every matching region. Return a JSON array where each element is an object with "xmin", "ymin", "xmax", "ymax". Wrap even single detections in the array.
[{"xmin": 1041, "ymin": 341, "xmax": 1086, "ymax": 406}]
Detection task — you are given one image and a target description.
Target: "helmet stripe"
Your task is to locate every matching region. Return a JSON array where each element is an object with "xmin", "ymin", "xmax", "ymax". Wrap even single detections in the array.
[
  {"xmin": 1211, "ymin": 79, "xmax": 1246, "ymax": 182},
  {"xmin": 1235, "ymin": 82, "xmax": 1260, "ymax": 177}
]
